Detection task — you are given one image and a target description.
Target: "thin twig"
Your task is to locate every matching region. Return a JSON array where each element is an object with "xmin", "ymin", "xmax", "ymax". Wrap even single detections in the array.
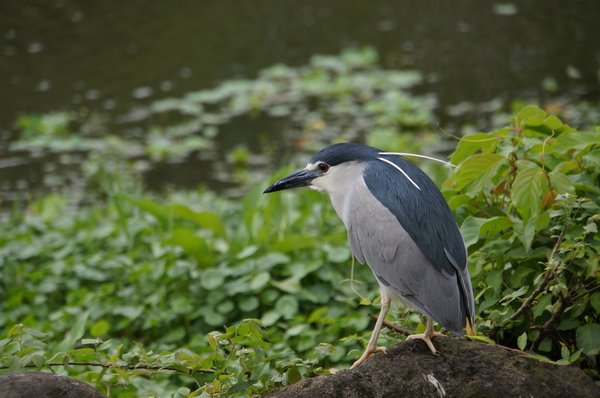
[
  {"xmin": 0, "ymin": 361, "xmax": 214, "ymax": 374},
  {"xmin": 570, "ymin": 283, "xmax": 600, "ymax": 302},
  {"xmin": 509, "ymin": 230, "xmax": 565, "ymax": 321},
  {"xmin": 368, "ymin": 313, "xmax": 411, "ymax": 336}
]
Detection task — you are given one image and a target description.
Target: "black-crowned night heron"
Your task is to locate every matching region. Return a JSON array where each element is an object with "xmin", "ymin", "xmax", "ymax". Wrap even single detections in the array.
[{"xmin": 264, "ymin": 142, "xmax": 475, "ymax": 368}]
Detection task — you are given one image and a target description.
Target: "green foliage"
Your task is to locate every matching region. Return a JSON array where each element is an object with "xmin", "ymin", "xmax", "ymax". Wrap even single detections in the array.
[
  {"xmin": 1, "ymin": 179, "xmax": 382, "ymax": 395},
  {"xmin": 445, "ymin": 105, "xmax": 599, "ymax": 368}
]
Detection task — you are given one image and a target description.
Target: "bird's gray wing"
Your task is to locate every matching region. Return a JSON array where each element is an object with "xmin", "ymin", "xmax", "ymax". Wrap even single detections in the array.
[
  {"xmin": 362, "ymin": 157, "xmax": 475, "ymax": 328},
  {"xmin": 345, "ymin": 177, "xmax": 468, "ymax": 334}
]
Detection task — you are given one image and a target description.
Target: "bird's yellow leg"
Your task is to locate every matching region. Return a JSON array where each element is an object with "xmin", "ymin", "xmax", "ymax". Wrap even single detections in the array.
[
  {"xmin": 351, "ymin": 295, "xmax": 391, "ymax": 368},
  {"xmin": 406, "ymin": 318, "xmax": 445, "ymax": 354}
]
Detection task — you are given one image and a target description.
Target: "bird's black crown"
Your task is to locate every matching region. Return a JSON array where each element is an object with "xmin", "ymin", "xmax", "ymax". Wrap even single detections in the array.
[{"xmin": 310, "ymin": 143, "xmax": 380, "ymax": 166}]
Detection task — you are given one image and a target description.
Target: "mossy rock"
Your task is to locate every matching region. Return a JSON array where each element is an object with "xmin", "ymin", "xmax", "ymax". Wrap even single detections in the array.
[
  {"xmin": 0, "ymin": 372, "xmax": 105, "ymax": 398},
  {"xmin": 267, "ymin": 337, "xmax": 599, "ymax": 397}
]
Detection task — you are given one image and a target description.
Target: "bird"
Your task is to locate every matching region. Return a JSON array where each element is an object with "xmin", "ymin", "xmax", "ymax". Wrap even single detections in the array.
[{"xmin": 263, "ymin": 142, "xmax": 475, "ymax": 368}]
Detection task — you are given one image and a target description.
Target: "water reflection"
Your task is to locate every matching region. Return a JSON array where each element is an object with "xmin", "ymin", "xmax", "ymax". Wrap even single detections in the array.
[{"xmin": 1, "ymin": 0, "xmax": 599, "ymax": 132}]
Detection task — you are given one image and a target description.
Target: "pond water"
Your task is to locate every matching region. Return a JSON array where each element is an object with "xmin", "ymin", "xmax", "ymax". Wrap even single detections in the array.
[{"xmin": 1, "ymin": 1, "xmax": 599, "ymax": 201}]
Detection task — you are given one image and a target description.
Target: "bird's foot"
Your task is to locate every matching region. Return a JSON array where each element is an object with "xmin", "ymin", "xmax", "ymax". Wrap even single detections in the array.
[
  {"xmin": 405, "ymin": 332, "xmax": 444, "ymax": 354},
  {"xmin": 351, "ymin": 346, "xmax": 387, "ymax": 369}
]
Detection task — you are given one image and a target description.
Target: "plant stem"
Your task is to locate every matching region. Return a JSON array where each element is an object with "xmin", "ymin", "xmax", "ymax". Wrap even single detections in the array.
[{"xmin": 509, "ymin": 230, "xmax": 564, "ymax": 321}]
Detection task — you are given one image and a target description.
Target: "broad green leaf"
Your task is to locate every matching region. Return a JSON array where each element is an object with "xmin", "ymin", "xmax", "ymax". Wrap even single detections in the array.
[
  {"xmin": 238, "ymin": 297, "xmax": 259, "ymax": 312},
  {"xmin": 532, "ymin": 294, "xmax": 553, "ymax": 318},
  {"xmin": 128, "ymin": 198, "xmax": 170, "ymax": 224},
  {"xmin": 570, "ymin": 349, "xmax": 583, "ymax": 363},
  {"xmin": 543, "ymin": 114, "xmax": 564, "ymax": 131},
  {"xmin": 590, "ymin": 292, "xmax": 600, "ymax": 313},
  {"xmin": 113, "ymin": 306, "xmax": 143, "ymax": 319},
  {"xmin": 67, "ymin": 347, "xmax": 97, "ymax": 362},
  {"xmin": 168, "ymin": 204, "xmax": 226, "ymax": 237},
  {"xmin": 237, "ymin": 245, "xmax": 258, "ymax": 259},
  {"xmin": 480, "ymin": 216, "xmax": 513, "ymax": 238},
  {"xmin": 31, "ymin": 354, "xmax": 45, "ymax": 369},
  {"xmin": 249, "ymin": 272, "xmax": 270, "ymax": 290},
  {"xmin": 583, "ymin": 148, "xmax": 600, "ymax": 168},
  {"xmin": 454, "ymin": 154, "xmax": 506, "ymax": 192},
  {"xmin": 58, "ymin": 311, "xmax": 90, "ymax": 352},
  {"xmin": 90, "ymin": 320, "xmax": 110, "ymax": 337},
  {"xmin": 261, "ymin": 310, "xmax": 281, "ymax": 326},
  {"xmin": 486, "ymin": 269, "xmax": 503, "ymax": 294},
  {"xmin": 127, "ymin": 198, "xmax": 226, "ymax": 237},
  {"xmin": 511, "ymin": 165, "xmax": 548, "ymax": 220},
  {"xmin": 270, "ymin": 276, "xmax": 301, "ymax": 294},
  {"xmin": 517, "ymin": 105, "xmax": 546, "ymax": 124},
  {"xmin": 275, "ymin": 295, "xmax": 299, "ymax": 319},
  {"xmin": 7, "ymin": 324, "xmax": 24, "ymax": 338},
  {"xmin": 201, "ymin": 269, "xmax": 225, "ymax": 290},
  {"xmin": 447, "ymin": 194, "xmax": 471, "ymax": 210},
  {"xmin": 228, "ymin": 381, "xmax": 256, "ymax": 394},
  {"xmin": 202, "ymin": 309, "xmax": 225, "ymax": 327},
  {"xmin": 576, "ymin": 323, "xmax": 600, "ymax": 355},
  {"xmin": 238, "ymin": 319, "xmax": 265, "ymax": 345},
  {"xmin": 553, "ymin": 130, "xmax": 600, "ymax": 152},
  {"xmin": 517, "ymin": 332, "xmax": 527, "ymax": 351},
  {"xmin": 549, "ymin": 171, "xmax": 574, "ymax": 194},
  {"xmin": 460, "ymin": 216, "xmax": 487, "ymax": 248},
  {"xmin": 164, "ymin": 228, "xmax": 211, "ymax": 265},
  {"xmin": 557, "ymin": 317, "xmax": 579, "ymax": 331},
  {"xmin": 537, "ymin": 338, "xmax": 552, "ymax": 353},
  {"xmin": 287, "ymin": 366, "xmax": 302, "ymax": 384},
  {"xmin": 450, "ymin": 131, "xmax": 505, "ymax": 164}
]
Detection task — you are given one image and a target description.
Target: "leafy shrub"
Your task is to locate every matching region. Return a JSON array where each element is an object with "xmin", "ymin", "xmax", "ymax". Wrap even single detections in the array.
[{"xmin": 445, "ymin": 106, "xmax": 600, "ymax": 367}]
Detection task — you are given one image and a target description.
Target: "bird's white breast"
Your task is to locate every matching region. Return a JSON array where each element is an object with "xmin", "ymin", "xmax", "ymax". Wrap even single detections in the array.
[{"xmin": 310, "ymin": 161, "xmax": 367, "ymax": 228}]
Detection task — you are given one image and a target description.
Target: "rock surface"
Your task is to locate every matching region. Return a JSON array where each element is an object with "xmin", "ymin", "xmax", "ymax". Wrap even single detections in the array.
[
  {"xmin": 267, "ymin": 337, "xmax": 599, "ymax": 398},
  {"xmin": 0, "ymin": 371, "xmax": 105, "ymax": 398}
]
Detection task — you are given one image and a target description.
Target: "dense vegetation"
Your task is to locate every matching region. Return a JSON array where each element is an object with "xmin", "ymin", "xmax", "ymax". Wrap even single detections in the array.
[{"xmin": 1, "ymin": 49, "xmax": 598, "ymax": 397}]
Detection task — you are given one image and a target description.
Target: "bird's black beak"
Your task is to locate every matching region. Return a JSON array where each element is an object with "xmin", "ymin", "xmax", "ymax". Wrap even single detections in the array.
[{"xmin": 263, "ymin": 168, "xmax": 319, "ymax": 193}]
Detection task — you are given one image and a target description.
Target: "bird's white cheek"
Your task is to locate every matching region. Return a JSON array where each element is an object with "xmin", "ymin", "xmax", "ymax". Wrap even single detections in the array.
[{"xmin": 309, "ymin": 183, "xmax": 325, "ymax": 192}]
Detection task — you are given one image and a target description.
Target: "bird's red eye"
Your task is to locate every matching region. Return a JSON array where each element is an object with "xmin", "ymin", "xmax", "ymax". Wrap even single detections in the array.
[{"xmin": 318, "ymin": 163, "xmax": 329, "ymax": 172}]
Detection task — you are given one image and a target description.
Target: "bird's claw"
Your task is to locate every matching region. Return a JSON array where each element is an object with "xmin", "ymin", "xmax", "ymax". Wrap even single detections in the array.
[
  {"xmin": 351, "ymin": 346, "xmax": 387, "ymax": 369},
  {"xmin": 406, "ymin": 332, "xmax": 444, "ymax": 355}
]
